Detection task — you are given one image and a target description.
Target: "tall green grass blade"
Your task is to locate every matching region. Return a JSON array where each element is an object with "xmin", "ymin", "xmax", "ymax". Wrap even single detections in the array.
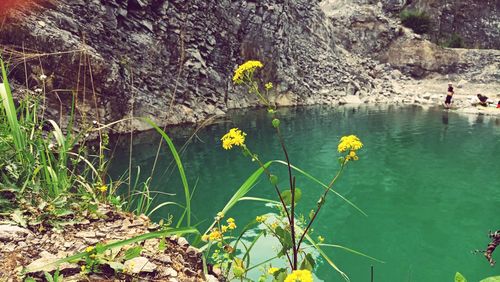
[
  {"xmin": 203, "ymin": 162, "xmax": 270, "ymax": 235},
  {"xmin": 147, "ymin": 201, "xmax": 185, "ymax": 217},
  {"xmin": 140, "ymin": 117, "xmax": 191, "ymax": 226},
  {"xmin": 238, "ymin": 196, "xmax": 280, "ymax": 205},
  {"xmin": 317, "ymin": 244, "xmax": 385, "ymax": 263},
  {"xmin": 301, "ymin": 229, "xmax": 349, "ymax": 281},
  {"xmin": 48, "ymin": 120, "xmax": 66, "ymax": 148},
  {"xmin": 0, "ymin": 59, "xmax": 25, "ymax": 154}
]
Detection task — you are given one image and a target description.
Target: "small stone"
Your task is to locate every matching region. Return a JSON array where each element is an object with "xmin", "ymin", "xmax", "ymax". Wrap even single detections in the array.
[
  {"xmin": 156, "ymin": 254, "xmax": 172, "ymax": 264},
  {"xmin": 177, "ymin": 237, "xmax": 189, "ymax": 247},
  {"xmin": 37, "ymin": 21, "xmax": 46, "ymax": 27},
  {"xmin": 183, "ymin": 267, "xmax": 197, "ymax": 276},
  {"xmin": 186, "ymin": 246, "xmax": 200, "ymax": 256},
  {"xmin": 205, "ymin": 274, "xmax": 219, "ymax": 282},
  {"xmin": 163, "ymin": 267, "xmax": 178, "ymax": 277},
  {"xmin": 75, "ymin": 231, "xmax": 96, "ymax": 238},
  {"xmin": 84, "ymin": 238, "xmax": 99, "ymax": 245},
  {"xmin": 95, "ymin": 231, "xmax": 106, "ymax": 238},
  {"xmin": 0, "ymin": 225, "xmax": 31, "ymax": 241},
  {"xmin": 124, "ymin": 257, "xmax": 157, "ymax": 273}
]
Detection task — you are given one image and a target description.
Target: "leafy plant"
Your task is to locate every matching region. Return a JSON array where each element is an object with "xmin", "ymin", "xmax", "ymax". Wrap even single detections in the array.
[
  {"xmin": 198, "ymin": 60, "xmax": 376, "ymax": 281},
  {"xmin": 455, "ymin": 272, "xmax": 500, "ymax": 282},
  {"xmin": 442, "ymin": 33, "xmax": 466, "ymax": 48},
  {"xmin": 400, "ymin": 9, "xmax": 432, "ymax": 34}
]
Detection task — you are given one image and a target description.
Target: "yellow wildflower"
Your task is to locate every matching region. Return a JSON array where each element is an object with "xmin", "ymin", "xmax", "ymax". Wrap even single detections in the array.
[
  {"xmin": 221, "ymin": 225, "xmax": 229, "ymax": 232},
  {"xmin": 345, "ymin": 150, "xmax": 359, "ymax": 161},
  {"xmin": 271, "ymin": 222, "xmax": 279, "ymax": 230},
  {"xmin": 221, "ymin": 128, "xmax": 246, "ymax": 150},
  {"xmin": 268, "ymin": 267, "xmax": 280, "ymax": 275},
  {"xmin": 98, "ymin": 185, "xmax": 107, "ymax": 193},
  {"xmin": 265, "ymin": 82, "xmax": 273, "ymax": 90},
  {"xmin": 232, "ymin": 60, "xmax": 263, "ymax": 84},
  {"xmin": 256, "ymin": 215, "xmax": 267, "ymax": 223},
  {"xmin": 201, "ymin": 234, "xmax": 210, "ymax": 242},
  {"xmin": 227, "ymin": 218, "xmax": 236, "ymax": 229},
  {"xmin": 85, "ymin": 246, "xmax": 94, "ymax": 253},
  {"xmin": 317, "ymin": 235, "xmax": 325, "ymax": 243},
  {"xmin": 284, "ymin": 269, "xmax": 314, "ymax": 282},
  {"xmin": 80, "ymin": 265, "xmax": 86, "ymax": 273},
  {"xmin": 338, "ymin": 135, "xmax": 363, "ymax": 153},
  {"xmin": 208, "ymin": 229, "xmax": 222, "ymax": 241}
]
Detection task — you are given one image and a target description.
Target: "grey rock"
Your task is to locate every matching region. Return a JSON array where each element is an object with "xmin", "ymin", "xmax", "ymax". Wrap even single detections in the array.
[
  {"xmin": 177, "ymin": 236, "xmax": 189, "ymax": 247},
  {"xmin": 0, "ymin": 225, "xmax": 31, "ymax": 242}
]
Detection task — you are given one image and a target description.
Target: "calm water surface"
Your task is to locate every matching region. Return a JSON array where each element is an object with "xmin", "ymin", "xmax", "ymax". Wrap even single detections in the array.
[{"xmin": 109, "ymin": 105, "xmax": 500, "ymax": 281}]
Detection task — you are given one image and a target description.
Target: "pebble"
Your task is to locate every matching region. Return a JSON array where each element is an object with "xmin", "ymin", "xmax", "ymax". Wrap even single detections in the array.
[
  {"xmin": 177, "ymin": 237, "xmax": 189, "ymax": 247},
  {"xmin": 163, "ymin": 267, "xmax": 178, "ymax": 277}
]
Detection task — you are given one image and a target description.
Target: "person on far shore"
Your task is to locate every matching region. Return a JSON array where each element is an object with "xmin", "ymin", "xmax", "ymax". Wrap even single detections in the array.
[
  {"xmin": 497, "ymin": 101, "xmax": 500, "ymax": 109},
  {"xmin": 444, "ymin": 82, "xmax": 454, "ymax": 108},
  {"xmin": 477, "ymin": 94, "xmax": 489, "ymax": 107}
]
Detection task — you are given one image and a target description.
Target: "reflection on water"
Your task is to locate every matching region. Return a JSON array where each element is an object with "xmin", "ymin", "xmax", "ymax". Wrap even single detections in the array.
[{"xmin": 108, "ymin": 105, "xmax": 500, "ymax": 281}]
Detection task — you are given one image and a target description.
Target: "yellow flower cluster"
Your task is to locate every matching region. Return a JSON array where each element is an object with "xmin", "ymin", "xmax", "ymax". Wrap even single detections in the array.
[
  {"xmin": 85, "ymin": 246, "xmax": 94, "ymax": 253},
  {"xmin": 268, "ymin": 267, "xmax": 280, "ymax": 275},
  {"xmin": 232, "ymin": 60, "xmax": 263, "ymax": 84},
  {"xmin": 98, "ymin": 184, "xmax": 107, "ymax": 193},
  {"xmin": 221, "ymin": 128, "xmax": 246, "ymax": 150},
  {"xmin": 256, "ymin": 215, "xmax": 267, "ymax": 223},
  {"xmin": 227, "ymin": 217, "xmax": 237, "ymax": 229},
  {"xmin": 265, "ymin": 82, "xmax": 273, "ymax": 90},
  {"xmin": 202, "ymin": 218, "xmax": 237, "ymax": 242},
  {"xmin": 338, "ymin": 135, "xmax": 363, "ymax": 161},
  {"xmin": 202, "ymin": 228, "xmax": 222, "ymax": 242},
  {"xmin": 284, "ymin": 269, "xmax": 314, "ymax": 282}
]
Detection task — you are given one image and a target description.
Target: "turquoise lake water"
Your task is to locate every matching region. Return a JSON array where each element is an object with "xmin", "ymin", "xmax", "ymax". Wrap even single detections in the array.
[{"xmin": 109, "ymin": 105, "xmax": 500, "ymax": 281}]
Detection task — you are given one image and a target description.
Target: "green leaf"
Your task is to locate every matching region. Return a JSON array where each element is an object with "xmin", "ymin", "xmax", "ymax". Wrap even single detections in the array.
[
  {"xmin": 158, "ymin": 237, "xmax": 166, "ymax": 251},
  {"xmin": 269, "ymin": 174, "xmax": 279, "ymax": 185},
  {"xmin": 275, "ymin": 226, "xmax": 293, "ymax": 257},
  {"xmin": 281, "ymin": 188, "xmax": 302, "ymax": 205},
  {"xmin": 272, "ymin": 118, "xmax": 280, "ymax": 128},
  {"xmin": 455, "ymin": 272, "xmax": 467, "ymax": 282},
  {"xmin": 53, "ymin": 208, "xmax": 73, "ymax": 217},
  {"xmin": 44, "ymin": 271, "xmax": 54, "ymax": 282},
  {"xmin": 233, "ymin": 265, "xmax": 245, "ymax": 278},
  {"xmin": 274, "ymin": 268, "xmax": 287, "ymax": 282},
  {"xmin": 124, "ymin": 246, "xmax": 142, "ymax": 260},
  {"xmin": 300, "ymin": 253, "xmax": 316, "ymax": 271},
  {"xmin": 12, "ymin": 209, "xmax": 27, "ymax": 227},
  {"xmin": 480, "ymin": 276, "xmax": 500, "ymax": 282}
]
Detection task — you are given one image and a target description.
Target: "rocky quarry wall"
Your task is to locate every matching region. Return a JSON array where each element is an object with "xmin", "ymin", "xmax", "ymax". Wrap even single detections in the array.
[{"xmin": 0, "ymin": 0, "xmax": 498, "ymax": 132}]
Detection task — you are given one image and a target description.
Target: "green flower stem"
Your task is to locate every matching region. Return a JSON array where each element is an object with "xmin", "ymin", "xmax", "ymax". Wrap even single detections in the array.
[
  {"xmin": 242, "ymin": 80, "xmax": 269, "ymax": 107},
  {"xmin": 242, "ymin": 146, "xmax": 292, "ymax": 224},
  {"xmin": 274, "ymin": 125, "xmax": 298, "ymax": 270},
  {"xmin": 297, "ymin": 161, "xmax": 347, "ymax": 250}
]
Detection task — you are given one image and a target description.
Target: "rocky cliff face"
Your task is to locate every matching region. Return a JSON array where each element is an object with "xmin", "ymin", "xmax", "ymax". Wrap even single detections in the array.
[
  {"xmin": 0, "ymin": 0, "xmax": 498, "ymax": 132},
  {"xmin": 405, "ymin": 0, "xmax": 500, "ymax": 49},
  {"xmin": 320, "ymin": 0, "xmax": 499, "ymax": 79},
  {"xmin": 1, "ymin": 0, "xmax": 395, "ymax": 132}
]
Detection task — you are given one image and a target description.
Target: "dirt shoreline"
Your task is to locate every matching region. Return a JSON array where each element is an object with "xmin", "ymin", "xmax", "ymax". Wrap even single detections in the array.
[{"xmin": 0, "ymin": 205, "xmax": 220, "ymax": 282}]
